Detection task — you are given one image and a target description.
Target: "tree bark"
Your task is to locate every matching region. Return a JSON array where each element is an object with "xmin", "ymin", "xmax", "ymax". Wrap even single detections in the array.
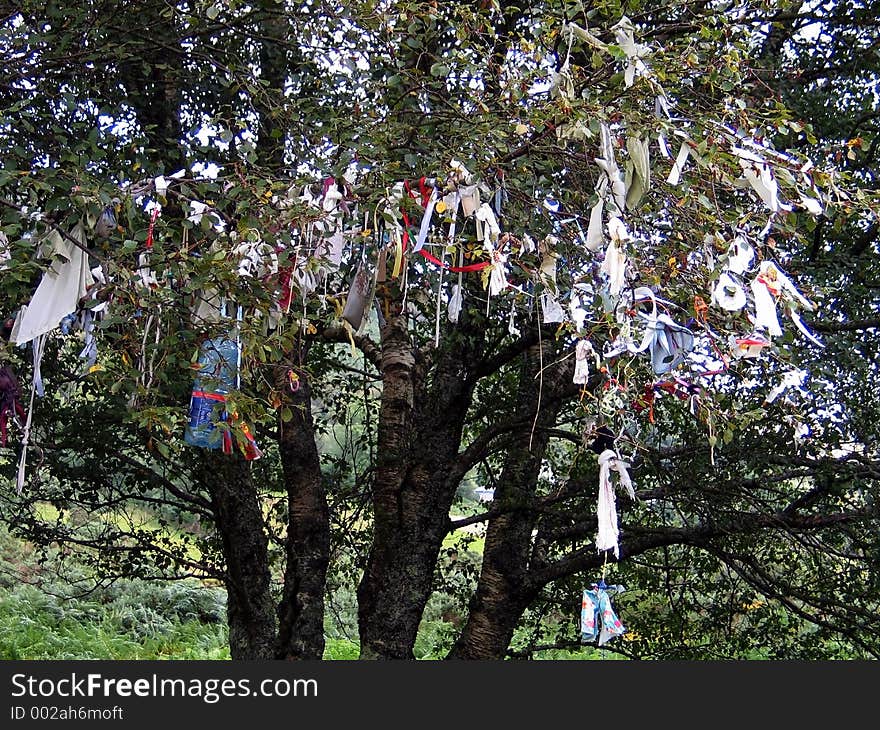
[
  {"xmin": 202, "ymin": 454, "xmax": 277, "ymax": 660},
  {"xmin": 255, "ymin": 12, "xmax": 289, "ymax": 172},
  {"xmin": 356, "ymin": 309, "xmax": 479, "ymax": 658},
  {"xmin": 275, "ymin": 341, "xmax": 330, "ymax": 660},
  {"xmin": 448, "ymin": 341, "xmax": 561, "ymax": 659}
]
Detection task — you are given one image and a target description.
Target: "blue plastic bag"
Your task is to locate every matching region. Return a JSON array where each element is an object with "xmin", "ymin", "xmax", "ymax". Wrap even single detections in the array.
[{"xmin": 184, "ymin": 337, "xmax": 239, "ymax": 450}]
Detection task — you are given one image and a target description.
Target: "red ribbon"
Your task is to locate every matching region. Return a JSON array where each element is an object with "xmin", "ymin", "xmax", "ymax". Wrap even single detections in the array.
[
  {"xmin": 398, "ymin": 209, "xmax": 492, "ymax": 273},
  {"xmin": 191, "ymin": 390, "xmax": 227, "ymax": 402},
  {"xmin": 146, "ymin": 208, "xmax": 160, "ymax": 249}
]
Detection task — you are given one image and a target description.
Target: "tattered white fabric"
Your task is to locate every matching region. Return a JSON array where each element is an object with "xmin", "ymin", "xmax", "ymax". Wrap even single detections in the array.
[
  {"xmin": 725, "ymin": 236, "xmax": 755, "ymax": 274},
  {"xmin": 750, "ymin": 273, "xmax": 783, "ymax": 337},
  {"xmin": 596, "ymin": 449, "xmax": 634, "ymax": 559},
  {"xmin": 234, "ymin": 237, "xmax": 278, "ymax": 279},
  {"xmin": 153, "ymin": 175, "xmax": 169, "ymax": 198},
  {"xmin": 666, "ymin": 141, "xmax": 691, "ymax": 186},
  {"xmin": 569, "ymin": 286, "xmax": 592, "ymax": 331},
  {"xmin": 585, "ymin": 192, "xmax": 605, "ymax": 252},
  {"xmin": 799, "ymin": 193, "xmax": 823, "ymax": 216},
  {"xmin": 507, "ymin": 301, "xmax": 520, "ymax": 337},
  {"xmin": 600, "ymin": 217, "xmax": 629, "ymax": 296},
  {"xmin": 12, "ymin": 222, "xmax": 95, "ymax": 345},
  {"xmin": 611, "ymin": 15, "xmax": 650, "ymax": 88},
  {"xmin": 573, "ymin": 339, "xmax": 599, "ymax": 385},
  {"xmin": 595, "ymin": 123, "xmax": 627, "ymax": 215},
  {"xmin": 540, "ymin": 290, "xmax": 565, "ymax": 323},
  {"xmin": 187, "ymin": 201, "xmax": 219, "ymax": 228},
  {"xmin": 16, "ymin": 332, "xmax": 47, "ymax": 493},
  {"xmin": 475, "ymin": 203, "xmax": 508, "ymax": 297},
  {"xmin": 565, "ymin": 21, "xmax": 609, "ymax": 53},
  {"xmin": 711, "ymin": 272, "xmax": 747, "ymax": 311},
  {"xmin": 449, "ymin": 158, "xmax": 473, "ymax": 185},
  {"xmin": 625, "ymin": 135, "xmax": 650, "ymax": 209},
  {"xmin": 0, "ymin": 231, "xmax": 10, "ymax": 269},
  {"xmin": 459, "ymin": 184, "xmax": 481, "ymax": 218},
  {"xmin": 412, "ymin": 187, "xmax": 440, "ymax": 253},
  {"xmin": 137, "ymin": 251, "xmax": 159, "ymax": 289},
  {"xmin": 538, "ymin": 236, "xmax": 559, "ymax": 292},
  {"xmin": 789, "ymin": 307, "xmax": 824, "ymax": 348},
  {"xmin": 750, "ymin": 261, "xmax": 818, "ymax": 342},
  {"xmin": 733, "ymin": 146, "xmax": 792, "ymax": 214},
  {"xmin": 447, "ymin": 283, "xmax": 463, "ymax": 324},
  {"xmin": 314, "ymin": 228, "xmax": 346, "ymax": 268}
]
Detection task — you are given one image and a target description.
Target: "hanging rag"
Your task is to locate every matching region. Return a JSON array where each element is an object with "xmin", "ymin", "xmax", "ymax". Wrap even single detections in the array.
[
  {"xmin": 595, "ymin": 123, "xmax": 627, "ymax": 215},
  {"xmin": 732, "ymin": 146, "xmax": 792, "ymax": 214},
  {"xmin": 765, "ymin": 369, "xmax": 807, "ymax": 405},
  {"xmin": 750, "ymin": 271, "xmax": 783, "ymax": 337},
  {"xmin": 447, "ymin": 283, "xmax": 463, "ymax": 324},
  {"xmin": 15, "ymin": 332, "xmax": 47, "ymax": 493},
  {"xmin": 573, "ymin": 339, "xmax": 599, "ymax": 385},
  {"xmin": 731, "ymin": 330, "xmax": 771, "ymax": 359},
  {"xmin": 625, "ymin": 135, "xmax": 651, "ymax": 210},
  {"xmin": 0, "ymin": 364, "xmax": 26, "ymax": 447},
  {"xmin": 569, "ymin": 286, "xmax": 592, "ymax": 331},
  {"xmin": 645, "ymin": 313, "xmax": 695, "ymax": 375},
  {"xmin": 12, "ymin": 222, "xmax": 95, "ymax": 345},
  {"xmin": 750, "ymin": 261, "xmax": 818, "ymax": 343},
  {"xmin": 666, "ymin": 139, "xmax": 691, "ymax": 185},
  {"xmin": 581, "ymin": 583, "xmax": 626, "ymax": 645},
  {"xmin": 725, "ymin": 235, "xmax": 755, "ymax": 274},
  {"xmin": 611, "ymin": 15, "xmax": 649, "ymax": 88},
  {"xmin": 341, "ymin": 263, "xmax": 373, "ymax": 332},
  {"xmin": 711, "ymin": 271, "xmax": 747, "ymax": 311},
  {"xmin": 599, "ymin": 220, "xmax": 629, "ymax": 297},
  {"xmin": 540, "ymin": 290, "xmax": 566, "ymax": 323},
  {"xmin": 585, "ymin": 181, "xmax": 606, "ymax": 252},
  {"xmin": 596, "ymin": 448, "xmax": 634, "ymax": 558},
  {"xmin": 613, "ymin": 286, "xmax": 692, "ymax": 371},
  {"xmin": 93, "ymin": 202, "xmax": 118, "ymax": 240}
]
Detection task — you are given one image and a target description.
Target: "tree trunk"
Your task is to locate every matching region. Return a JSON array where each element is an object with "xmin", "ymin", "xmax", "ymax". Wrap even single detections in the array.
[
  {"xmin": 449, "ymin": 341, "xmax": 568, "ymax": 659},
  {"xmin": 356, "ymin": 310, "xmax": 478, "ymax": 658},
  {"xmin": 275, "ymin": 343, "xmax": 330, "ymax": 660},
  {"xmin": 202, "ymin": 454, "xmax": 277, "ymax": 660},
  {"xmin": 256, "ymin": 13, "xmax": 289, "ymax": 172}
]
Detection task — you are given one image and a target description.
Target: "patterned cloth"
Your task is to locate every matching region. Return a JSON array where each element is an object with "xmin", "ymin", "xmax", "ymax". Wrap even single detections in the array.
[{"xmin": 581, "ymin": 584, "xmax": 626, "ymax": 646}]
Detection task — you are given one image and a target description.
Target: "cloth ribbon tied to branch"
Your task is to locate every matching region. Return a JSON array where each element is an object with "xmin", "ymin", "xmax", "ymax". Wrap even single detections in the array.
[
  {"xmin": 750, "ymin": 260, "xmax": 823, "ymax": 347},
  {"xmin": 596, "ymin": 449, "xmax": 635, "ymax": 559},
  {"xmin": 581, "ymin": 581, "xmax": 626, "ymax": 646},
  {"xmin": 573, "ymin": 339, "xmax": 599, "ymax": 385}
]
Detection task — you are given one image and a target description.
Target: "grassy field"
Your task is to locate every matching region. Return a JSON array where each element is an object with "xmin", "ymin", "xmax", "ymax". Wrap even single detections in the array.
[{"xmin": 0, "ymin": 525, "xmax": 230, "ymax": 660}]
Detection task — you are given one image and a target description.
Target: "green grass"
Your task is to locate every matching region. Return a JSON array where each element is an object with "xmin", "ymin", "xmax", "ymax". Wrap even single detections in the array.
[
  {"xmin": 0, "ymin": 525, "xmax": 230, "ymax": 660},
  {"xmin": 0, "ymin": 583, "xmax": 231, "ymax": 660},
  {"xmin": 323, "ymin": 638, "xmax": 359, "ymax": 660}
]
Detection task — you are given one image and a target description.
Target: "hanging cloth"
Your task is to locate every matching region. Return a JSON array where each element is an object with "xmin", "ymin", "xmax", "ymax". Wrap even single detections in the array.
[
  {"xmin": 596, "ymin": 448, "xmax": 634, "ymax": 558},
  {"xmin": 12, "ymin": 222, "xmax": 95, "ymax": 345},
  {"xmin": 15, "ymin": 333, "xmax": 47, "ymax": 493},
  {"xmin": 599, "ymin": 217, "xmax": 630, "ymax": 297},
  {"xmin": 581, "ymin": 582, "xmax": 626, "ymax": 645},
  {"xmin": 573, "ymin": 339, "xmax": 599, "ymax": 385},
  {"xmin": 0, "ymin": 364, "xmax": 26, "ymax": 447},
  {"xmin": 646, "ymin": 313, "xmax": 695, "ymax": 375}
]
